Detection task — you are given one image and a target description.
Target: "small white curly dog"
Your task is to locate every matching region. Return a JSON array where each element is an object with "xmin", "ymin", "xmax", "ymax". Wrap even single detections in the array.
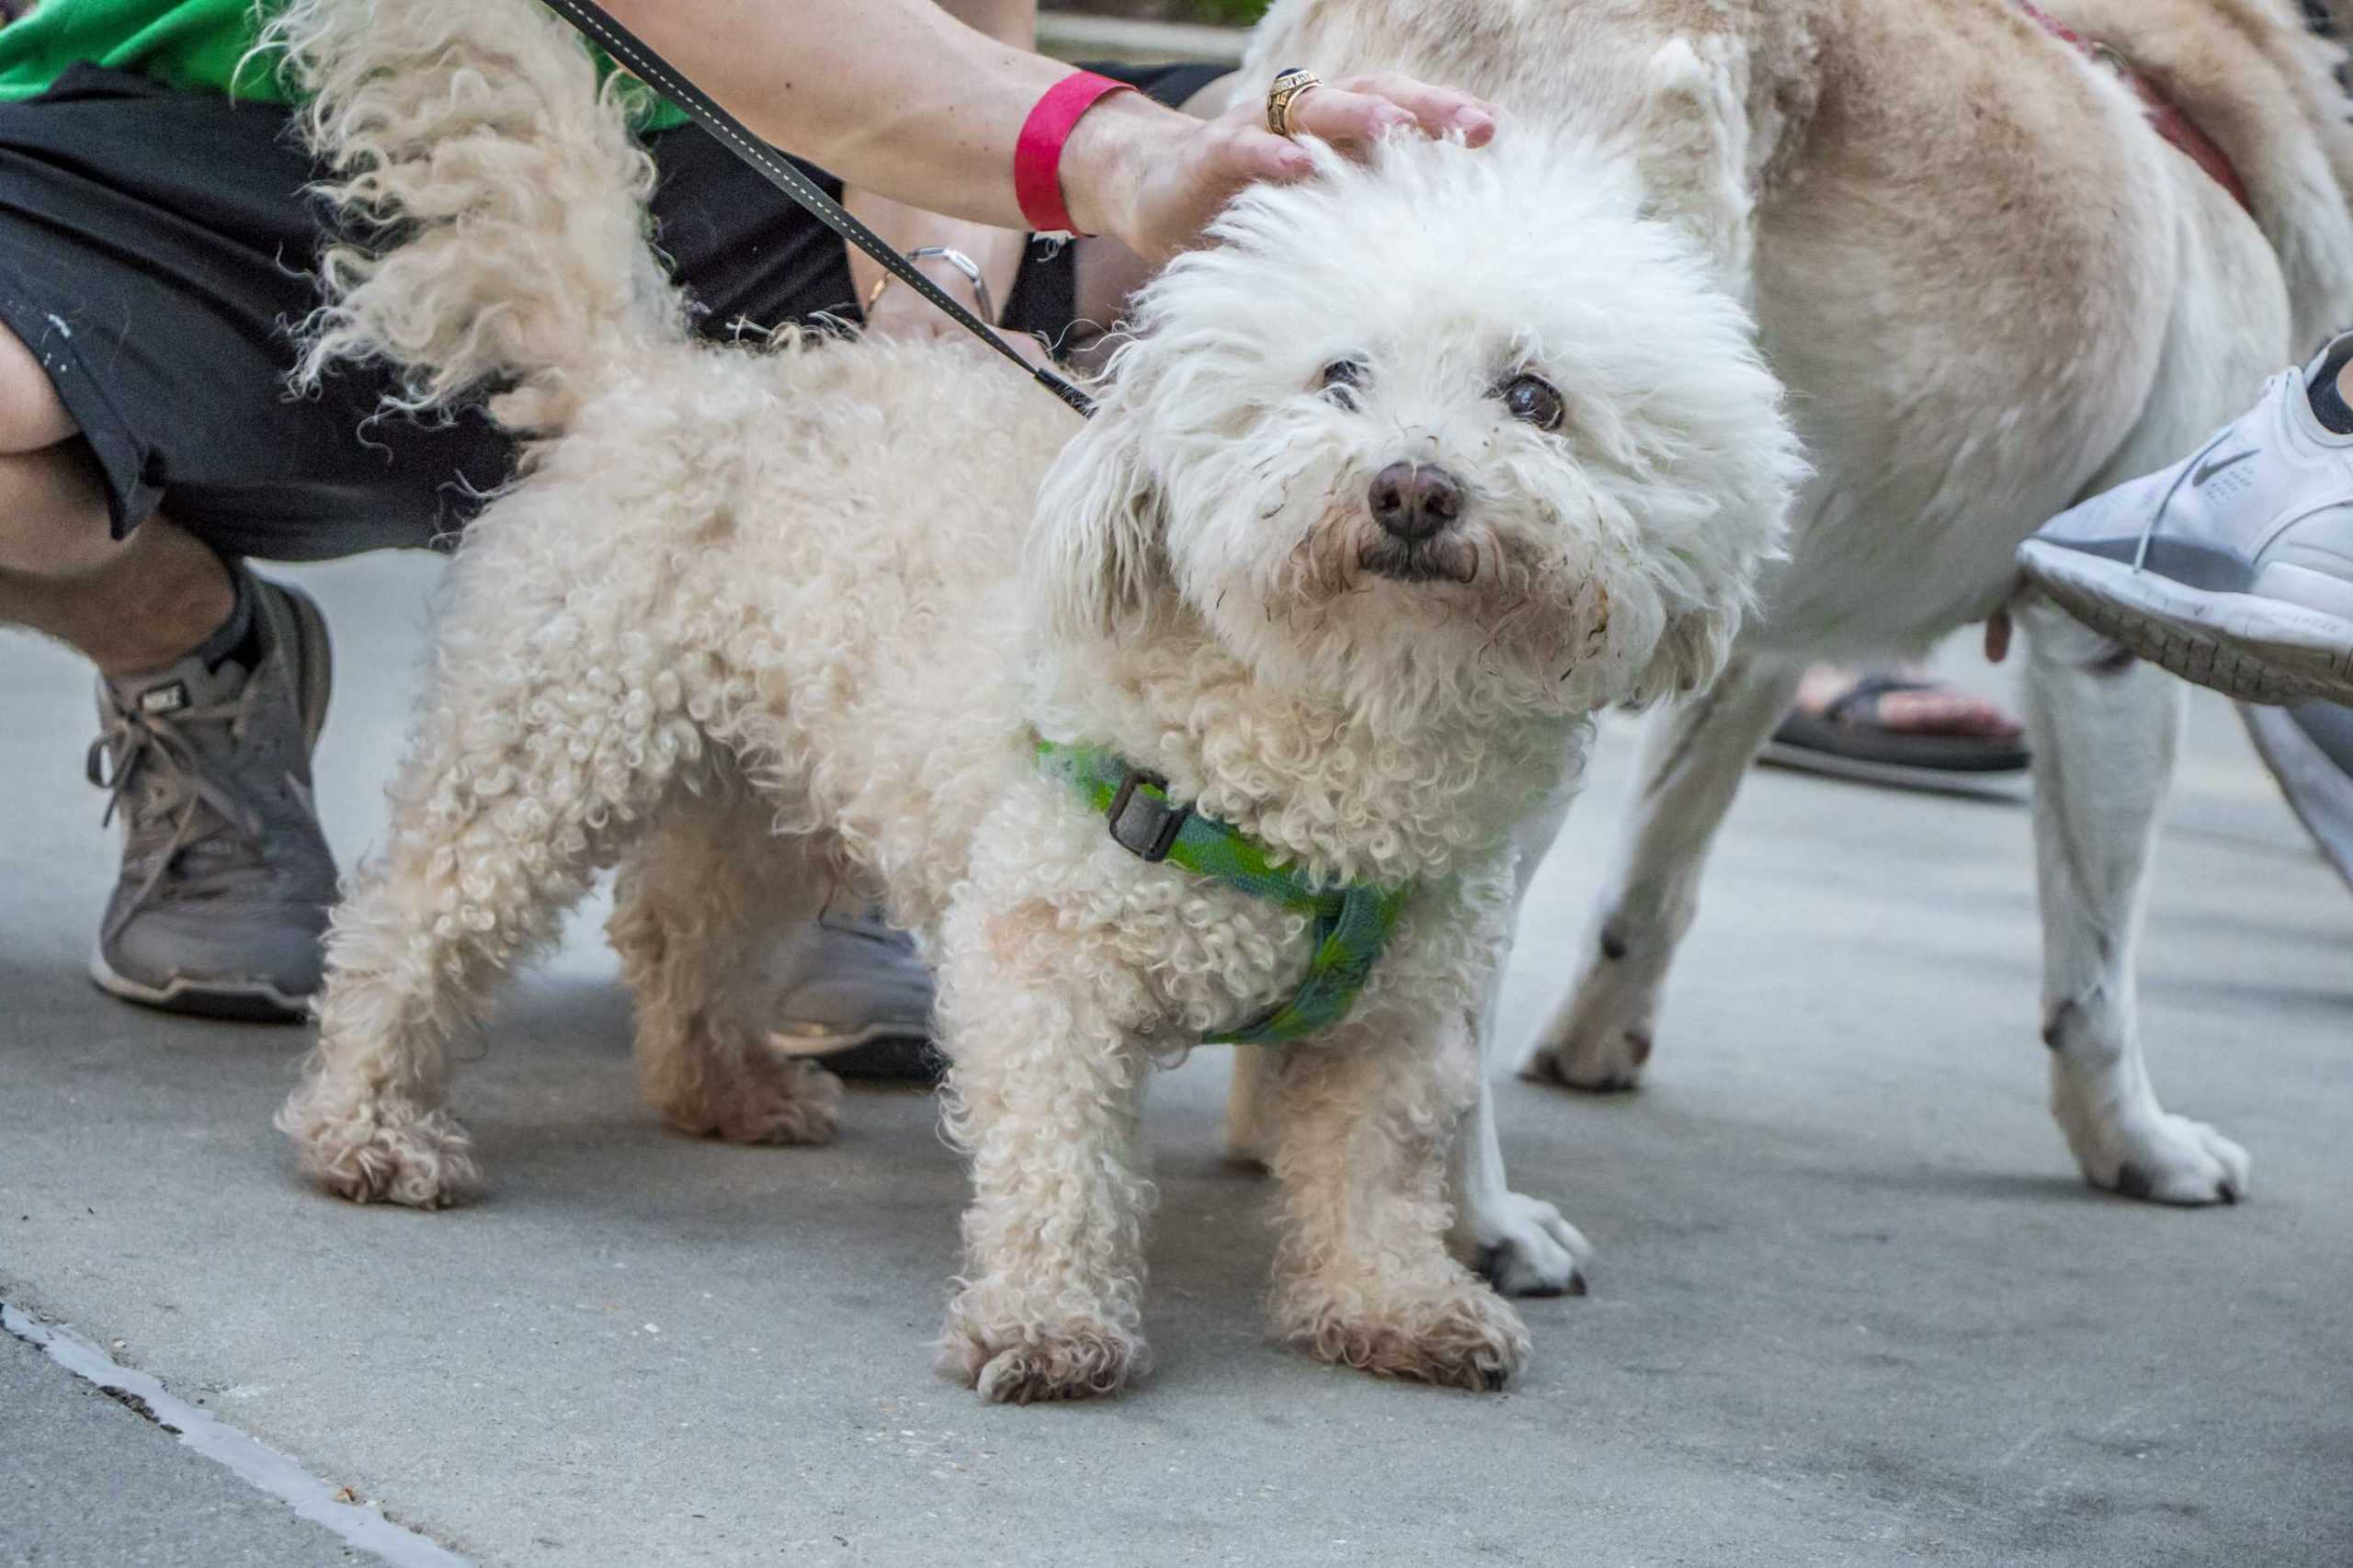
[{"xmin": 270, "ymin": 0, "xmax": 1800, "ymax": 1401}]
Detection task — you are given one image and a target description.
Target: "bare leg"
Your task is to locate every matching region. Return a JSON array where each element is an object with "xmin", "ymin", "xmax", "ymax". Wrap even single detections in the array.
[
  {"xmin": 2018, "ymin": 595, "xmax": 2248, "ymax": 1202},
  {"xmin": 1267, "ymin": 1021, "xmax": 1529, "ymax": 1390},
  {"xmin": 610, "ymin": 779, "xmax": 843, "ymax": 1147},
  {"xmin": 1521, "ymin": 656, "xmax": 1803, "ymax": 1089},
  {"xmin": 0, "ymin": 326, "xmax": 233, "ymax": 673}
]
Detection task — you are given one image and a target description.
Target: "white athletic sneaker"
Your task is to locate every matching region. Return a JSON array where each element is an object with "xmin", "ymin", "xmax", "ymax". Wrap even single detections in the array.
[
  {"xmin": 2241, "ymin": 700, "xmax": 2353, "ymax": 893},
  {"xmin": 2018, "ymin": 337, "xmax": 2353, "ymax": 705}
]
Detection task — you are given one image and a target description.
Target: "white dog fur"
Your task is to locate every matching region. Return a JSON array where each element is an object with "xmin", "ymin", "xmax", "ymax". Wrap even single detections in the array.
[
  {"xmin": 1233, "ymin": 0, "xmax": 2353, "ymax": 1285},
  {"xmin": 267, "ymin": 0, "xmax": 1801, "ymax": 1398}
]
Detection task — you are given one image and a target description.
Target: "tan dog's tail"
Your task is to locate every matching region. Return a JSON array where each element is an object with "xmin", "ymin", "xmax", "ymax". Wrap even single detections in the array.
[{"xmin": 271, "ymin": 0, "xmax": 682, "ymax": 433}]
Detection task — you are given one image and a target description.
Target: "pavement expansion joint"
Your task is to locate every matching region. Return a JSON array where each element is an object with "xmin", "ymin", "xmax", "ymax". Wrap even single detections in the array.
[{"xmin": 1, "ymin": 1299, "xmax": 472, "ymax": 1568}]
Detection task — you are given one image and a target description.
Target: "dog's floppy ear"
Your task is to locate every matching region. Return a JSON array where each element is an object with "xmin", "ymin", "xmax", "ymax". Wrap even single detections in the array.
[{"xmin": 1028, "ymin": 402, "xmax": 1168, "ymax": 643}]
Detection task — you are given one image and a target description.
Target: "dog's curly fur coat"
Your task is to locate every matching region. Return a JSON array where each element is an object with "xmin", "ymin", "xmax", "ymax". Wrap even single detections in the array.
[
  {"xmin": 268, "ymin": 0, "xmax": 1800, "ymax": 1398},
  {"xmin": 1233, "ymin": 0, "xmax": 2353, "ymax": 1283}
]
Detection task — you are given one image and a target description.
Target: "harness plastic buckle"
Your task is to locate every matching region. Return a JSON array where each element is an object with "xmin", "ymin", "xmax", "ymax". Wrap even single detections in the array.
[{"xmin": 1106, "ymin": 768, "xmax": 1189, "ymax": 863}]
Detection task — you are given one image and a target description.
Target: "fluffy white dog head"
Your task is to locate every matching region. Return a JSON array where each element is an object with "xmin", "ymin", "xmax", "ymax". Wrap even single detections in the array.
[{"xmin": 1029, "ymin": 131, "xmax": 1803, "ymax": 724}]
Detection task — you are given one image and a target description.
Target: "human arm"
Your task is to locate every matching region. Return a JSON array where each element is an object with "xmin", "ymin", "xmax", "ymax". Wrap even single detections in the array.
[
  {"xmin": 842, "ymin": 0, "xmax": 1034, "ymax": 341},
  {"xmin": 601, "ymin": 0, "xmax": 1495, "ymax": 262}
]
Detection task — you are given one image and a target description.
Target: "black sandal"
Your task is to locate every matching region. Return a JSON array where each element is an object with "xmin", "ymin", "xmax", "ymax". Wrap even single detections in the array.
[{"xmin": 1760, "ymin": 674, "xmax": 2029, "ymax": 795}]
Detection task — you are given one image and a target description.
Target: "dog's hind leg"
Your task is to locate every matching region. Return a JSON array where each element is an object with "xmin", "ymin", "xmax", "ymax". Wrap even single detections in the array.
[
  {"xmin": 610, "ymin": 778, "xmax": 843, "ymax": 1148},
  {"xmin": 1267, "ymin": 1019, "xmax": 1529, "ymax": 1391},
  {"xmin": 278, "ymin": 538, "xmax": 711, "ymax": 1208},
  {"xmin": 1519, "ymin": 655, "xmax": 1802, "ymax": 1091},
  {"xmin": 2018, "ymin": 594, "xmax": 2249, "ymax": 1204}
]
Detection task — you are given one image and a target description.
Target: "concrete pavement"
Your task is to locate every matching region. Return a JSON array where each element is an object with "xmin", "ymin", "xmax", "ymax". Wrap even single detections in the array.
[
  {"xmin": 4, "ymin": 552, "xmax": 2349, "ymax": 1567},
  {"xmin": 3, "ymin": 1324, "xmax": 366, "ymax": 1567}
]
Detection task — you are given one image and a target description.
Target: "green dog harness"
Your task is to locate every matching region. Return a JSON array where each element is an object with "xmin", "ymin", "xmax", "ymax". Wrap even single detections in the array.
[{"xmin": 1035, "ymin": 740, "xmax": 1413, "ymax": 1046}]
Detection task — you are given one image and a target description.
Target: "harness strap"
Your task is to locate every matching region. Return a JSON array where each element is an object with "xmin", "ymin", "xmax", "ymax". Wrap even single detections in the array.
[
  {"xmin": 1036, "ymin": 741, "xmax": 1413, "ymax": 1046},
  {"xmin": 535, "ymin": 0, "xmax": 1099, "ymax": 419},
  {"xmin": 2015, "ymin": 0, "xmax": 2254, "ymax": 216}
]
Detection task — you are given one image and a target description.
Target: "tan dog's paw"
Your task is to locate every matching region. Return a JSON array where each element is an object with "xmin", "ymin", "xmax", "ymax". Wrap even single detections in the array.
[
  {"xmin": 939, "ymin": 1312, "xmax": 1146, "ymax": 1404},
  {"xmin": 1290, "ymin": 1283, "xmax": 1531, "ymax": 1392},
  {"xmin": 664, "ymin": 1052, "xmax": 842, "ymax": 1146},
  {"xmin": 277, "ymin": 1090, "xmax": 481, "ymax": 1209}
]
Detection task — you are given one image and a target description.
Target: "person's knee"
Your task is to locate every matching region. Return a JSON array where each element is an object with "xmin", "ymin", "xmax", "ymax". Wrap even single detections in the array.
[{"xmin": 0, "ymin": 320, "xmax": 80, "ymax": 452}]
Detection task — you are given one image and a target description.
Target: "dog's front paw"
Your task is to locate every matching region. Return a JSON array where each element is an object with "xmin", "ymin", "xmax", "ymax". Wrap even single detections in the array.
[
  {"xmin": 1286, "ymin": 1283, "xmax": 1531, "ymax": 1392},
  {"xmin": 938, "ymin": 1311, "xmax": 1146, "ymax": 1404},
  {"xmin": 2063, "ymin": 1102, "xmax": 2249, "ymax": 1207},
  {"xmin": 276, "ymin": 1088, "xmax": 481, "ymax": 1209},
  {"xmin": 1460, "ymin": 1189, "xmax": 1591, "ymax": 1299}
]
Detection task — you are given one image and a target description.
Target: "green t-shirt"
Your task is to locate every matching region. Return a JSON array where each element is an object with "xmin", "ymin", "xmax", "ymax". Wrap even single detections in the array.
[{"xmin": 0, "ymin": 0, "xmax": 687, "ymax": 129}]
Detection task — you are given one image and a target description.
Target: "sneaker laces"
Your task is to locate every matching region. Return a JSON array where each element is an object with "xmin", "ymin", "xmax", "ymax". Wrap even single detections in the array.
[{"xmin": 85, "ymin": 676, "xmax": 274, "ymax": 937}]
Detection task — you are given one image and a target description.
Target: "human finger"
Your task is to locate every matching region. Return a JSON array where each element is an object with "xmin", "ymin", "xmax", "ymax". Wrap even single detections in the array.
[{"xmin": 1285, "ymin": 74, "xmax": 1496, "ymax": 148}]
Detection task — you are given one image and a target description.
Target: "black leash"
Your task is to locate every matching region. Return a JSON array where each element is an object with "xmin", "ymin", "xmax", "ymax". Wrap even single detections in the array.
[{"xmin": 537, "ymin": 0, "xmax": 1098, "ymax": 418}]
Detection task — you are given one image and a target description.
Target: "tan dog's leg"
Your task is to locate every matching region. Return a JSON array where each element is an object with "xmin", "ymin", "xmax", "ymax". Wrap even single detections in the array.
[
  {"xmin": 936, "ymin": 918, "xmax": 1155, "ymax": 1403},
  {"xmin": 1521, "ymin": 656, "xmax": 1802, "ymax": 1090},
  {"xmin": 610, "ymin": 782, "xmax": 843, "ymax": 1148},
  {"xmin": 1267, "ymin": 1024, "xmax": 1529, "ymax": 1391}
]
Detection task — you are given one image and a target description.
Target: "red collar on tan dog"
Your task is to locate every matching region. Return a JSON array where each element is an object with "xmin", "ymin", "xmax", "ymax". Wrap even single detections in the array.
[{"xmin": 2016, "ymin": 0, "xmax": 2254, "ymax": 216}]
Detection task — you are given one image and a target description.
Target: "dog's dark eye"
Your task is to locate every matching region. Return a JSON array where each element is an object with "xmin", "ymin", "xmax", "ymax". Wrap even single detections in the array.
[
  {"xmin": 1318, "ymin": 358, "xmax": 1367, "ymax": 409},
  {"xmin": 1498, "ymin": 373, "xmax": 1563, "ymax": 431}
]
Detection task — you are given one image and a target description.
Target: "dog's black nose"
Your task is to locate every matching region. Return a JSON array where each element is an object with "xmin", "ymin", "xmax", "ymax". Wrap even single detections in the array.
[{"xmin": 1369, "ymin": 462, "xmax": 1461, "ymax": 542}]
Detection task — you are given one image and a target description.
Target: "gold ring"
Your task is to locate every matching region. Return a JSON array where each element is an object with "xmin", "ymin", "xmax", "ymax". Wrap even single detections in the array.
[{"xmin": 1266, "ymin": 67, "xmax": 1322, "ymax": 139}]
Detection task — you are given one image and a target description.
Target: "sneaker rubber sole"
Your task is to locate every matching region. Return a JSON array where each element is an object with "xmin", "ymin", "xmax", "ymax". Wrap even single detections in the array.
[
  {"xmin": 88, "ymin": 948, "xmax": 316, "ymax": 1023},
  {"xmin": 768, "ymin": 1023, "xmax": 941, "ymax": 1082},
  {"xmin": 2019, "ymin": 540, "xmax": 2353, "ymax": 706}
]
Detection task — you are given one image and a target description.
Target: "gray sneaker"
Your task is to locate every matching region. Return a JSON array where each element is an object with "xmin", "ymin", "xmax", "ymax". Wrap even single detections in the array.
[
  {"xmin": 85, "ymin": 572, "xmax": 337, "ymax": 1021},
  {"xmin": 2018, "ymin": 338, "xmax": 2353, "ymax": 705},
  {"xmin": 767, "ymin": 908, "xmax": 938, "ymax": 1080}
]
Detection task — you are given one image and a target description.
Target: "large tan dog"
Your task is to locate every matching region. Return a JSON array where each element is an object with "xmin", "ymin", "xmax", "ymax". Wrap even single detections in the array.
[{"xmin": 1234, "ymin": 0, "xmax": 2353, "ymax": 1289}]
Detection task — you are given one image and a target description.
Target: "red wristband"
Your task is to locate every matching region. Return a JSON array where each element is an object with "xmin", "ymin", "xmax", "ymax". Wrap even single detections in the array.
[{"xmin": 1015, "ymin": 71, "xmax": 1134, "ymax": 237}]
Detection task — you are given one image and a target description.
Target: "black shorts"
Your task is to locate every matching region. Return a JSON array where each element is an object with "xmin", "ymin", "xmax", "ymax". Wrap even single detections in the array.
[{"xmin": 0, "ymin": 61, "xmax": 1225, "ymax": 561}]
